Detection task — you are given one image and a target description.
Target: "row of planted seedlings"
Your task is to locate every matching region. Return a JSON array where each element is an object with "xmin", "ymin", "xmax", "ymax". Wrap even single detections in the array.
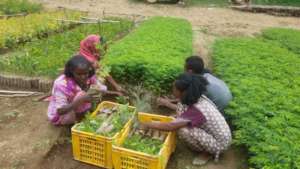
[
  {"xmin": 0, "ymin": 10, "xmax": 83, "ymax": 49},
  {"xmin": 213, "ymin": 28, "xmax": 300, "ymax": 169},
  {"xmin": 72, "ymin": 101, "xmax": 176, "ymax": 169},
  {"xmin": 0, "ymin": 15, "xmax": 133, "ymax": 91},
  {"xmin": 0, "ymin": 0, "xmax": 42, "ymax": 15}
]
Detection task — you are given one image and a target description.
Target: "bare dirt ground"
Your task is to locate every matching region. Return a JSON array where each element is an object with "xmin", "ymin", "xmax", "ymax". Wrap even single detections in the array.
[
  {"xmin": 2, "ymin": 1, "xmax": 300, "ymax": 169},
  {"xmin": 0, "ymin": 96, "xmax": 62, "ymax": 169}
]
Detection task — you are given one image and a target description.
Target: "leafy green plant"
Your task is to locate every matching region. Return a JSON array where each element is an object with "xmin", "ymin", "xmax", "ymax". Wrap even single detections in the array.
[
  {"xmin": 123, "ymin": 133, "xmax": 163, "ymax": 155},
  {"xmin": 262, "ymin": 28, "xmax": 300, "ymax": 55},
  {"xmin": 0, "ymin": 18, "xmax": 133, "ymax": 77},
  {"xmin": 0, "ymin": 0, "xmax": 42, "ymax": 15},
  {"xmin": 107, "ymin": 104, "xmax": 135, "ymax": 137},
  {"xmin": 104, "ymin": 17, "xmax": 193, "ymax": 93},
  {"xmin": 129, "ymin": 85, "xmax": 153, "ymax": 113},
  {"xmin": 76, "ymin": 112, "xmax": 104, "ymax": 133},
  {"xmin": 116, "ymin": 96, "xmax": 129, "ymax": 104},
  {"xmin": 213, "ymin": 34, "xmax": 300, "ymax": 169}
]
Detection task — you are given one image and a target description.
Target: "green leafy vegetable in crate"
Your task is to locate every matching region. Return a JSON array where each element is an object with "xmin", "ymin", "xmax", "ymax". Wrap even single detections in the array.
[
  {"xmin": 75, "ymin": 113, "xmax": 105, "ymax": 133},
  {"xmin": 123, "ymin": 129, "xmax": 164, "ymax": 155},
  {"xmin": 122, "ymin": 115, "xmax": 166, "ymax": 155},
  {"xmin": 76, "ymin": 104, "xmax": 135, "ymax": 137}
]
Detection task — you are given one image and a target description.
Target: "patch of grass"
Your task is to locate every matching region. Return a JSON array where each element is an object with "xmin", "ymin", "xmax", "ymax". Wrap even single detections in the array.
[
  {"xmin": 262, "ymin": 28, "xmax": 300, "ymax": 55},
  {"xmin": 252, "ymin": 0, "xmax": 300, "ymax": 6},
  {"xmin": 0, "ymin": 18, "xmax": 133, "ymax": 78},
  {"xmin": 104, "ymin": 17, "xmax": 193, "ymax": 93},
  {"xmin": 0, "ymin": 0, "xmax": 42, "ymax": 15},
  {"xmin": 213, "ymin": 36, "xmax": 300, "ymax": 168}
]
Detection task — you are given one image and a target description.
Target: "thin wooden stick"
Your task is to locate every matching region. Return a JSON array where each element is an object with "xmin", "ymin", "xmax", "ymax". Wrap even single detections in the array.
[
  {"xmin": 55, "ymin": 19, "xmax": 97, "ymax": 24},
  {"xmin": 0, "ymin": 93, "xmax": 34, "ymax": 97},
  {"xmin": 0, "ymin": 13, "xmax": 27, "ymax": 19},
  {"xmin": 80, "ymin": 17, "xmax": 120, "ymax": 23},
  {"xmin": 0, "ymin": 90, "xmax": 42, "ymax": 95}
]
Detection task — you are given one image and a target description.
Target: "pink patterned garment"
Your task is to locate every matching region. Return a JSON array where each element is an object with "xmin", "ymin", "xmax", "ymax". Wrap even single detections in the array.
[{"xmin": 47, "ymin": 74, "xmax": 107, "ymax": 125}]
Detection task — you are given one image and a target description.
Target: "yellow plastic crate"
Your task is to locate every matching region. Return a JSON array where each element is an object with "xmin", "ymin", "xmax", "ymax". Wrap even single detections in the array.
[
  {"xmin": 71, "ymin": 101, "xmax": 136, "ymax": 169},
  {"xmin": 112, "ymin": 112, "xmax": 176, "ymax": 169}
]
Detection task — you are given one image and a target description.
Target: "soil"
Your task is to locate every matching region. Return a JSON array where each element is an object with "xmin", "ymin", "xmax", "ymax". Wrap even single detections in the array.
[
  {"xmin": 0, "ymin": 96, "xmax": 63, "ymax": 169},
  {"xmin": 3, "ymin": 0, "xmax": 300, "ymax": 169}
]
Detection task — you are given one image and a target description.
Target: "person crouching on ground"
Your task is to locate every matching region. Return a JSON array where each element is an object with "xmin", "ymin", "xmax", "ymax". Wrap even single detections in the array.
[
  {"xmin": 157, "ymin": 56, "xmax": 232, "ymax": 112},
  {"xmin": 47, "ymin": 55, "xmax": 107, "ymax": 126},
  {"xmin": 142, "ymin": 73, "xmax": 232, "ymax": 166}
]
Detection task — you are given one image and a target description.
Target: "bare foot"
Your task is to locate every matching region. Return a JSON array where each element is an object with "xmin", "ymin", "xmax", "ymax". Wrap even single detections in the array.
[{"xmin": 192, "ymin": 152, "xmax": 212, "ymax": 166}]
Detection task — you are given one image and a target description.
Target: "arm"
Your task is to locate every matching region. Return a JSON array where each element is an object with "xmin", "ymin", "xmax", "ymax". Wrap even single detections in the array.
[
  {"xmin": 106, "ymin": 75, "xmax": 125, "ymax": 93},
  {"xmin": 142, "ymin": 118, "xmax": 190, "ymax": 132},
  {"xmin": 102, "ymin": 90, "xmax": 123, "ymax": 96},
  {"xmin": 164, "ymin": 102, "xmax": 177, "ymax": 111},
  {"xmin": 157, "ymin": 97, "xmax": 178, "ymax": 110},
  {"xmin": 57, "ymin": 94, "xmax": 91, "ymax": 115}
]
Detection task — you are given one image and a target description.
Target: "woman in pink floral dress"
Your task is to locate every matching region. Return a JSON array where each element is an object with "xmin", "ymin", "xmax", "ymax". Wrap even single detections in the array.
[{"xmin": 47, "ymin": 55, "xmax": 107, "ymax": 126}]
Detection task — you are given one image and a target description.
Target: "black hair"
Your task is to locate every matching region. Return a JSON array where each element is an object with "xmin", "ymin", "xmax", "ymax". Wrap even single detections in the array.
[
  {"xmin": 185, "ymin": 56, "xmax": 205, "ymax": 74},
  {"xmin": 64, "ymin": 55, "xmax": 95, "ymax": 78},
  {"xmin": 174, "ymin": 73, "xmax": 208, "ymax": 106}
]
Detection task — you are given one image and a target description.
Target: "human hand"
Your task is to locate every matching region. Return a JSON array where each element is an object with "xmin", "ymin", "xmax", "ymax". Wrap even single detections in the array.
[
  {"xmin": 116, "ymin": 86, "xmax": 127, "ymax": 95},
  {"xmin": 87, "ymin": 84, "xmax": 101, "ymax": 96},
  {"xmin": 156, "ymin": 97, "xmax": 172, "ymax": 107}
]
